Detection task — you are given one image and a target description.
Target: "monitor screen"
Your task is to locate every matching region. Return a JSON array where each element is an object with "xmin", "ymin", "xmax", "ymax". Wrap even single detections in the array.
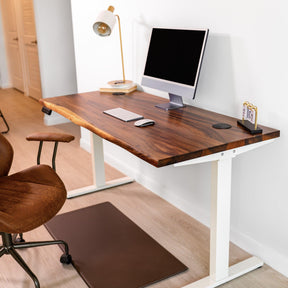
[{"xmin": 142, "ymin": 28, "xmax": 209, "ymax": 110}]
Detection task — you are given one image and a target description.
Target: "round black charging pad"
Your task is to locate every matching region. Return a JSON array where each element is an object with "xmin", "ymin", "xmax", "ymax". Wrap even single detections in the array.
[{"xmin": 212, "ymin": 123, "xmax": 232, "ymax": 129}]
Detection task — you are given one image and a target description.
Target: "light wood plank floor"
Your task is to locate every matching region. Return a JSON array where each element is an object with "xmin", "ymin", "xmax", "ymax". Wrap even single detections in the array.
[{"xmin": 0, "ymin": 88, "xmax": 287, "ymax": 288}]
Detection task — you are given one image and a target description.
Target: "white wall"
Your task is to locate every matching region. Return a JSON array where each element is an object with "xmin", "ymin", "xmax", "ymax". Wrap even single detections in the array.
[
  {"xmin": 33, "ymin": 0, "xmax": 77, "ymax": 125},
  {"xmin": 71, "ymin": 0, "xmax": 288, "ymax": 277},
  {"xmin": 0, "ymin": 3, "xmax": 11, "ymax": 88}
]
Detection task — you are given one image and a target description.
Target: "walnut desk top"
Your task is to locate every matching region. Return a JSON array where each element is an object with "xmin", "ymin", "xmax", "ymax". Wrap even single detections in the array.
[{"xmin": 40, "ymin": 90, "xmax": 280, "ymax": 168}]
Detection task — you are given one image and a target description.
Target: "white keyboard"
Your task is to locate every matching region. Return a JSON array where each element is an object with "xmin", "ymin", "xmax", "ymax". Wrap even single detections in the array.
[{"xmin": 103, "ymin": 108, "xmax": 144, "ymax": 122}]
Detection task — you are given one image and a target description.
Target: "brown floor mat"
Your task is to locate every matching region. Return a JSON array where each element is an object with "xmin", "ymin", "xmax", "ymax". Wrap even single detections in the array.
[{"xmin": 45, "ymin": 202, "xmax": 188, "ymax": 288}]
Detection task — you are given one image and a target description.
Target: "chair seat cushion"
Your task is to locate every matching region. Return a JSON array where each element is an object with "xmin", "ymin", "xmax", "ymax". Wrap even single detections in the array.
[{"xmin": 0, "ymin": 165, "xmax": 67, "ymax": 233}]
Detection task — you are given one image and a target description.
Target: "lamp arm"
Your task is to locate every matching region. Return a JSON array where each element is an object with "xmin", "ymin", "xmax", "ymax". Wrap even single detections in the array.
[{"xmin": 115, "ymin": 15, "xmax": 125, "ymax": 83}]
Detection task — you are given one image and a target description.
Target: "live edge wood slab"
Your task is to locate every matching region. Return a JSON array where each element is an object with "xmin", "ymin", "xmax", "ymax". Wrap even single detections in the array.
[{"xmin": 40, "ymin": 91, "xmax": 280, "ymax": 168}]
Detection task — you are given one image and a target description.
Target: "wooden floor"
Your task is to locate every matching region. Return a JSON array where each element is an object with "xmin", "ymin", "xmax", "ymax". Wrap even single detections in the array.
[{"xmin": 0, "ymin": 88, "xmax": 287, "ymax": 288}]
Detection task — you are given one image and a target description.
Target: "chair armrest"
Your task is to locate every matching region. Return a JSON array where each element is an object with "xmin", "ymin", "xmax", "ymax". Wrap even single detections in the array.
[{"xmin": 26, "ymin": 132, "xmax": 75, "ymax": 143}]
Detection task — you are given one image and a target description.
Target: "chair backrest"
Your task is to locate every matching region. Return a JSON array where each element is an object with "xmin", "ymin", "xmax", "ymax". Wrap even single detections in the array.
[{"xmin": 0, "ymin": 134, "xmax": 13, "ymax": 177}]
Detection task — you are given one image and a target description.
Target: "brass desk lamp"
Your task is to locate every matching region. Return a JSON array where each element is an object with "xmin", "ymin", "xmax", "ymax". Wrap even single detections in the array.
[{"xmin": 93, "ymin": 6, "xmax": 135, "ymax": 91}]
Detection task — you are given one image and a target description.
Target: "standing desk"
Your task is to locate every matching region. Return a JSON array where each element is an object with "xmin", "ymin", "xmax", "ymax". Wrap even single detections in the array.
[{"xmin": 40, "ymin": 90, "xmax": 279, "ymax": 288}]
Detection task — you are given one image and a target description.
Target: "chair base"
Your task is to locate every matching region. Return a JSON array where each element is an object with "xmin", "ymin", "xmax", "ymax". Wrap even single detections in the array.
[{"xmin": 0, "ymin": 232, "xmax": 72, "ymax": 288}]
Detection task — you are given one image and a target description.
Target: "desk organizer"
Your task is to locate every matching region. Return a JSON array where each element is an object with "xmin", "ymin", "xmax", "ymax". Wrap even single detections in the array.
[{"xmin": 237, "ymin": 119, "xmax": 262, "ymax": 134}]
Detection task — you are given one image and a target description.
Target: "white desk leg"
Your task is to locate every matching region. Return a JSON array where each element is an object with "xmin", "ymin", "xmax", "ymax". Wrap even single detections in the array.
[
  {"xmin": 210, "ymin": 157, "xmax": 232, "ymax": 281},
  {"xmin": 182, "ymin": 156, "xmax": 263, "ymax": 288},
  {"xmin": 91, "ymin": 132, "xmax": 106, "ymax": 187},
  {"xmin": 67, "ymin": 133, "xmax": 134, "ymax": 198}
]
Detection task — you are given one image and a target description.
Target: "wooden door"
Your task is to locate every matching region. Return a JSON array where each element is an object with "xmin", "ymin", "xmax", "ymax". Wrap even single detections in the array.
[
  {"xmin": 1, "ymin": 0, "xmax": 24, "ymax": 92},
  {"xmin": 20, "ymin": 0, "xmax": 42, "ymax": 100}
]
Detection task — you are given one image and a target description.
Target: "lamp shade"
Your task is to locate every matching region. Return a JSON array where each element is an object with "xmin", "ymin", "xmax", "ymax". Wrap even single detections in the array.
[{"xmin": 93, "ymin": 6, "xmax": 116, "ymax": 36}]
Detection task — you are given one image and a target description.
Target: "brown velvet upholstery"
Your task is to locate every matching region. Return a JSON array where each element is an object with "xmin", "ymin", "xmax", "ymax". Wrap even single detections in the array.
[
  {"xmin": 0, "ymin": 133, "xmax": 13, "ymax": 177},
  {"xmin": 0, "ymin": 134, "xmax": 67, "ymax": 233},
  {"xmin": 0, "ymin": 133, "xmax": 70, "ymax": 288},
  {"xmin": 0, "ymin": 165, "xmax": 66, "ymax": 233}
]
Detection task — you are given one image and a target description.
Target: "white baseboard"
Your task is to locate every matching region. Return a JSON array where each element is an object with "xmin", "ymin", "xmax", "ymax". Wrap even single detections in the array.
[
  {"xmin": 0, "ymin": 83, "xmax": 12, "ymax": 89},
  {"xmin": 230, "ymin": 228, "xmax": 288, "ymax": 277}
]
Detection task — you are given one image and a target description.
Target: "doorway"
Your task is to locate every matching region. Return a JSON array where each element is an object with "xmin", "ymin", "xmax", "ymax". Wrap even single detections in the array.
[{"xmin": 0, "ymin": 0, "xmax": 42, "ymax": 100}]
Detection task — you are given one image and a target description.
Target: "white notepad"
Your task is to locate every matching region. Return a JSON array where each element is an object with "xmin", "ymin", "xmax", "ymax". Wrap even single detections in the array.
[{"xmin": 103, "ymin": 108, "xmax": 144, "ymax": 122}]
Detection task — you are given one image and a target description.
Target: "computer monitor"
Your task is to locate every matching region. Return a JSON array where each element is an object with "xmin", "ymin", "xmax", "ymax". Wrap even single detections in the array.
[{"xmin": 141, "ymin": 28, "xmax": 209, "ymax": 110}]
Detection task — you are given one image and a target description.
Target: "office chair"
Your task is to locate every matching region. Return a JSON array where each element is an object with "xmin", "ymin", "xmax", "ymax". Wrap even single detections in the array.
[{"xmin": 0, "ymin": 133, "xmax": 72, "ymax": 288}]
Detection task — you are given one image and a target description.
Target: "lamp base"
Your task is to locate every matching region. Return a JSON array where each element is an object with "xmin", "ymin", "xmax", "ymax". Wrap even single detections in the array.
[
  {"xmin": 100, "ymin": 80, "xmax": 137, "ymax": 94},
  {"xmin": 108, "ymin": 80, "xmax": 134, "ymax": 89}
]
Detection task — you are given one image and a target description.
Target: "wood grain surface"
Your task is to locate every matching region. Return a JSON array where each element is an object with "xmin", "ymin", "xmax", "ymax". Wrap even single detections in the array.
[{"xmin": 40, "ymin": 91, "xmax": 280, "ymax": 167}]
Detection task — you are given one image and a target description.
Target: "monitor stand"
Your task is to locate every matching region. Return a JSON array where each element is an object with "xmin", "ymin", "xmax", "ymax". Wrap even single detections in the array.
[{"xmin": 155, "ymin": 93, "xmax": 186, "ymax": 111}]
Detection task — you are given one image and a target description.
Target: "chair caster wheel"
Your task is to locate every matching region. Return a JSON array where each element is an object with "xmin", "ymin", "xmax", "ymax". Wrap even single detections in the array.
[
  {"xmin": 15, "ymin": 237, "xmax": 25, "ymax": 243},
  {"xmin": 13, "ymin": 233, "xmax": 25, "ymax": 243},
  {"xmin": 60, "ymin": 253, "xmax": 72, "ymax": 264}
]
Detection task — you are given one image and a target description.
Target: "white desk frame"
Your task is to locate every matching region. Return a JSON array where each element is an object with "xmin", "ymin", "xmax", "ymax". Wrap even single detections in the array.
[
  {"xmin": 67, "ymin": 133, "xmax": 134, "ymax": 198},
  {"xmin": 175, "ymin": 139, "xmax": 275, "ymax": 288},
  {"xmin": 69, "ymin": 129, "xmax": 274, "ymax": 287}
]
